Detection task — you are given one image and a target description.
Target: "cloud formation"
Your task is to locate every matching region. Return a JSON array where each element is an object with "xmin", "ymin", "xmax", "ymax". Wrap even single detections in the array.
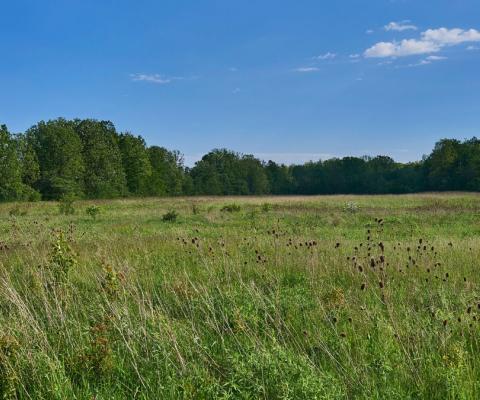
[
  {"xmin": 365, "ymin": 27, "xmax": 480, "ymax": 58},
  {"xmin": 314, "ymin": 52, "xmax": 336, "ymax": 60},
  {"xmin": 365, "ymin": 39, "xmax": 439, "ymax": 58},
  {"xmin": 384, "ymin": 21, "xmax": 417, "ymax": 32},
  {"xmin": 407, "ymin": 55, "xmax": 447, "ymax": 67},
  {"xmin": 130, "ymin": 73, "xmax": 177, "ymax": 84},
  {"xmin": 294, "ymin": 67, "xmax": 319, "ymax": 72}
]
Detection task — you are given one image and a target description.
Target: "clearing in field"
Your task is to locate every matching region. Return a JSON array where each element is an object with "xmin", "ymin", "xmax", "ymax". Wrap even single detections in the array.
[{"xmin": 0, "ymin": 193, "xmax": 480, "ymax": 399}]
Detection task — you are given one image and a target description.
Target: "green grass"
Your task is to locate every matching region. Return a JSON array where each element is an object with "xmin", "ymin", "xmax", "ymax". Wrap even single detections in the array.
[{"xmin": 1, "ymin": 193, "xmax": 480, "ymax": 399}]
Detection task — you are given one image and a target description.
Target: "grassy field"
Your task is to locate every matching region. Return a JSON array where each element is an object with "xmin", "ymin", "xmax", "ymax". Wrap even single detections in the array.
[{"xmin": 1, "ymin": 193, "xmax": 480, "ymax": 399}]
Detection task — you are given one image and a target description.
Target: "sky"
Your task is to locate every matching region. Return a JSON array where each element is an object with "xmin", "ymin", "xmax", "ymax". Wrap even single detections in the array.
[{"xmin": 1, "ymin": 0, "xmax": 480, "ymax": 166}]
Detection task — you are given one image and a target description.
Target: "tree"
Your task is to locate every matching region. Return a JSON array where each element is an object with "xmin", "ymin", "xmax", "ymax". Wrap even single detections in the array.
[
  {"xmin": 424, "ymin": 139, "xmax": 461, "ymax": 190},
  {"xmin": 16, "ymin": 133, "xmax": 40, "ymax": 189},
  {"xmin": 26, "ymin": 119, "xmax": 85, "ymax": 199},
  {"xmin": 265, "ymin": 161, "xmax": 292, "ymax": 195},
  {"xmin": 240, "ymin": 155, "xmax": 269, "ymax": 194},
  {"xmin": 147, "ymin": 146, "xmax": 185, "ymax": 196},
  {"xmin": 190, "ymin": 149, "xmax": 264, "ymax": 195},
  {"xmin": 0, "ymin": 125, "xmax": 25, "ymax": 201},
  {"xmin": 118, "ymin": 133, "xmax": 152, "ymax": 195},
  {"xmin": 74, "ymin": 119, "xmax": 127, "ymax": 198}
]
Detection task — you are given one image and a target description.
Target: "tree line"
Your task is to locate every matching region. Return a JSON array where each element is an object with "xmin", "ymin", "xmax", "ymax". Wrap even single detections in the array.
[{"xmin": 1, "ymin": 118, "xmax": 479, "ymax": 201}]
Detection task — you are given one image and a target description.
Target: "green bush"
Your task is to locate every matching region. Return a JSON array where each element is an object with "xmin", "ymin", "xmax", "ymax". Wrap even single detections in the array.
[
  {"xmin": 44, "ymin": 231, "xmax": 77, "ymax": 286},
  {"xmin": 162, "ymin": 210, "xmax": 178, "ymax": 222},
  {"xmin": 86, "ymin": 205, "xmax": 101, "ymax": 220},
  {"xmin": 58, "ymin": 194, "xmax": 76, "ymax": 215}
]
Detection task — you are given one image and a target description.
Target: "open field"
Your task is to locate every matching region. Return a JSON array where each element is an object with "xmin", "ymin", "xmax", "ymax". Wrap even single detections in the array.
[{"xmin": 1, "ymin": 193, "xmax": 480, "ymax": 399}]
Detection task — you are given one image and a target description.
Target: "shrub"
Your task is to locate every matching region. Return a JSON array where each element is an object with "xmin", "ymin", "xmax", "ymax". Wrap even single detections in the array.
[
  {"xmin": 58, "ymin": 194, "xmax": 76, "ymax": 215},
  {"xmin": 162, "ymin": 210, "xmax": 178, "ymax": 222},
  {"xmin": 45, "ymin": 231, "xmax": 77, "ymax": 286},
  {"xmin": 86, "ymin": 205, "xmax": 101, "ymax": 220},
  {"xmin": 101, "ymin": 264, "xmax": 124, "ymax": 299}
]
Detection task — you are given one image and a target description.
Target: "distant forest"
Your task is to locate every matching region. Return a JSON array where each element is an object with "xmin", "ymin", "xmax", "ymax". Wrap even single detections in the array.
[{"xmin": 1, "ymin": 118, "xmax": 479, "ymax": 201}]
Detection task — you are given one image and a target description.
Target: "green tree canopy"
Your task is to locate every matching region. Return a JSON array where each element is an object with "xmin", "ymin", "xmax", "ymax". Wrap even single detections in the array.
[
  {"xmin": 0, "ymin": 125, "xmax": 26, "ymax": 201},
  {"xmin": 147, "ymin": 146, "xmax": 185, "ymax": 196},
  {"xmin": 26, "ymin": 119, "xmax": 85, "ymax": 199},
  {"xmin": 118, "ymin": 133, "xmax": 152, "ymax": 195},
  {"xmin": 73, "ymin": 119, "xmax": 127, "ymax": 198}
]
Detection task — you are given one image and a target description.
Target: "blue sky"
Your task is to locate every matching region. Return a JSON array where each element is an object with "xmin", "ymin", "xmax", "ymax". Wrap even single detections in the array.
[{"xmin": 1, "ymin": 0, "xmax": 479, "ymax": 165}]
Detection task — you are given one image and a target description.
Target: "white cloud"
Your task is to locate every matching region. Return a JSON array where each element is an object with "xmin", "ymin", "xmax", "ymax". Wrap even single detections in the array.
[
  {"xmin": 407, "ymin": 59, "xmax": 432, "ymax": 67},
  {"xmin": 467, "ymin": 45, "xmax": 479, "ymax": 51},
  {"xmin": 422, "ymin": 28, "xmax": 480, "ymax": 45},
  {"xmin": 406, "ymin": 55, "xmax": 447, "ymax": 67},
  {"xmin": 349, "ymin": 54, "xmax": 360, "ymax": 58},
  {"xmin": 365, "ymin": 39, "xmax": 440, "ymax": 58},
  {"xmin": 294, "ymin": 67, "xmax": 319, "ymax": 72},
  {"xmin": 425, "ymin": 55, "xmax": 447, "ymax": 61},
  {"xmin": 130, "ymin": 73, "xmax": 176, "ymax": 84},
  {"xmin": 364, "ymin": 27, "xmax": 480, "ymax": 58},
  {"xmin": 366, "ymin": 29, "xmax": 374, "ymax": 35},
  {"xmin": 385, "ymin": 20, "xmax": 418, "ymax": 32},
  {"xmin": 314, "ymin": 52, "xmax": 336, "ymax": 60}
]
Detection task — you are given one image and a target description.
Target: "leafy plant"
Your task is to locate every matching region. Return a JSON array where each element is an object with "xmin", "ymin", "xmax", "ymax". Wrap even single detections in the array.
[
  {"xmin": 45, "ymin": 231, "xmax": 77, "ymax": 286},
  {"xmin": 101, "ymin": 264, "xmax": 123, "ymax": 299},
  {"xmin": 162, "ymin": 210, "xmax": 178, "ymax": 222},
  {"xmin": 58, "ymin": 193, "xmax": 76, "ymax": 215},
  {"xmin": 86, "ymin": 205, "xmax": 101, "ymax": 220}
]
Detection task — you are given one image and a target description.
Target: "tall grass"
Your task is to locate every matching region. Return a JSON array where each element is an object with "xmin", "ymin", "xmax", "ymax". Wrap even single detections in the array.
[{"xmin": 0, "ymin": 194, "xmax": 479, "ymax": 399}]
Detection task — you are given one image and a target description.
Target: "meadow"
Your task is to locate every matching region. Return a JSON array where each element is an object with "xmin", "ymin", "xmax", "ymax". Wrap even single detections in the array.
[{"xmin": 1, "ymin": 193, "xmax": 480, "ymax": 399}]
